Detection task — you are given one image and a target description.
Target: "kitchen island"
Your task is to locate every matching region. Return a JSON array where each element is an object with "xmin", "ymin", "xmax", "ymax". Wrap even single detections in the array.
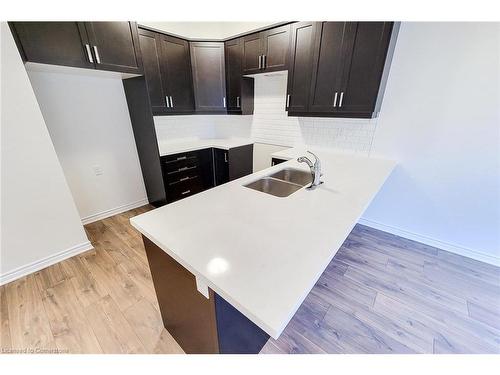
[{"xmin": 130, "ymin": 148, "xmax": 396, "ymax": 353}]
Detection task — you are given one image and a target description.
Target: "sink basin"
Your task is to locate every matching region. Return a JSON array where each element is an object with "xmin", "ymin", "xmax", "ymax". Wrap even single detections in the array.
[
  {"xmin": 268, "ymin": 168, "xmax": 312, "ymax": 187},
  {"xmin": 244, "ymin": 177, "xmax": 303, "ymax": 197}
]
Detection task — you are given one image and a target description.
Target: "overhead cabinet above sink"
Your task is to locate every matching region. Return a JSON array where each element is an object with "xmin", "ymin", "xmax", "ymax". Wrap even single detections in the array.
[
  {"xmin": 10, "ymin": 21, "xmax": 143, "ymax": 74},
  {"xmin": 287, "ymin": 22, "xmax": 396, "ymax": 118}
]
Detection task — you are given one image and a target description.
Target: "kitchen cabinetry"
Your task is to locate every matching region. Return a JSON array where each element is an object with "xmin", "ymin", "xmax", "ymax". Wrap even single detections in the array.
[
  {"xmin": 138, "ymin": 28, "xmax": 195, "ymax": 115},
  {"xmin": 190, "ymin": 42, "xmax": 227, "ymax": 113},
  {"xmin": 242, "ymin": 24, "xmax": 291, "ymax": 74},
  {"xmin": 224, "ymin": 38, "xmax": 254, "ymax": 115},
  {"xmin": 161, "ymin": 149, "xmax": 214, "ymax": 204},
  {"xmin": 288, "ymin": 21, "xmax": 394, "ymax": 118},
  {"xmin": 213, "ymin": 149, "xmax": 230, "ymax": 186},
  {"xmin": 10, "ymin": 21, "xmax": 143, "ymax": 74},
  {"xmin": 286, "ymin": 22, "xmax": 318, "ymax": 112}
]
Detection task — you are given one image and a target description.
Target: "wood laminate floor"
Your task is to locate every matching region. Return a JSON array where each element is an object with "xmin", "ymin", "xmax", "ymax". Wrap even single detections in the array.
[{"xmin": 1, "ymin": 205, "xmax": 499, "ymax": 354}]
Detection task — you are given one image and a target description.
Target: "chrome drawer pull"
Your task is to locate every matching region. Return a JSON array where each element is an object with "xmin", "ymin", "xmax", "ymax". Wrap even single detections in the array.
[
  {"xmin": 180, "ymin": 177, "xmax": 190, "ymax": 181},
  {"xmin": 176, "ymin": 156, "xmax": 187, "ymax": 161},
  {"xmin": 181, "ymin": 190, "xmax": 191, "ymax": 195}
]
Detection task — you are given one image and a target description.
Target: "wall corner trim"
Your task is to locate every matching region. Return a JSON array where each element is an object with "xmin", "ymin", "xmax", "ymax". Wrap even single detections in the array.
[
  {"xmin": 358, "ymin": 218, "xmax": 500, "ymax": 267},
  {"xmin": 0, "ymin": 241, "xmax": 94, "ymax": 286}
]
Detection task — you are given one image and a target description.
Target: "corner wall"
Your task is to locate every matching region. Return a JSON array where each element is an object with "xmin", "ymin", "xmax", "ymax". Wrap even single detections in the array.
[{"xmin": 0, "ymin": 23, "xmax": 92, "ymax": 284}]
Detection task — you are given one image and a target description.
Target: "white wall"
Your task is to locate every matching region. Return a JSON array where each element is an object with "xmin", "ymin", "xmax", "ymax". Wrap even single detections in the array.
[
  {"xmin": 362, "ymin": 22, "xmax": 500, "ymax": 264},
  {"xmin": 0, "ymin": 23, "xmax": 91, "ymax": 284},
  {"xmin": 139, "ymin": 22, "xmax": 275, "ymax": 40},
  {"xmin": 27, "ymin": 67, "xmax": 148, "ymax": 224}
]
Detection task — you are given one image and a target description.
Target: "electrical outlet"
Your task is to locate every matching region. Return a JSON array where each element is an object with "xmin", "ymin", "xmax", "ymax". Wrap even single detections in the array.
[{"xmin": 93, "ymin": 165, "xmax": 103, "ymax": 176}]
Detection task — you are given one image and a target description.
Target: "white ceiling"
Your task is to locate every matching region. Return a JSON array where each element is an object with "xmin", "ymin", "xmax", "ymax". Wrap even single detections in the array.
[{"xmin": 138, "ymin": 22, "xmax": 277, "ymax": 39}]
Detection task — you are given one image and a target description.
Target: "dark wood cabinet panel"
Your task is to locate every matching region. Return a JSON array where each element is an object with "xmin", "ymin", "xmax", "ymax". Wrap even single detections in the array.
[
  {"xmin": 159, "ymin": 35, "xmax": 195, "ymax": 114},
  {"xmin": 190, "ymin": 42, "xmax": 227, "ymax": 112},
  {"xmin": 10, "ymin": 22, "xmax": 95, "ymax": 69},
  {"xmin": 138, "ymin": 29, "xmax": 167, "ymax": 114},
  {"xmin": 228, "ymin": 144, "xmax": 254, "ymax": 181},
  {"xmin": 261, "ymin": 24, "xmax": 290, "ymax": 72},
  {"xmin": 85, "ymin": 22, "xmax": 142, "ymax": 74},
  {"xmin": 213, "ymin": 148, "xmax": 229, "ymax": 186},
  {"xmin": 308, "ymin": 22, "xmax": 348, "ymax": 113},
  {"xmin": 286, "ymin": 22, "xmax": 318, "ymax": 112},
  {"xmin": 336, "ymin": 22, "xmax": 394, "ymax": 116},
  {"xmin": 242, "ymin": 33, "xmax": 262, "ymax": 74},
  {"xmin": 225, "ymin": 38, "xmax": 254, "ymax": 115},
  {"xmin": 225, "ymin": 38, "xmax": 243, "ymax": 111}
]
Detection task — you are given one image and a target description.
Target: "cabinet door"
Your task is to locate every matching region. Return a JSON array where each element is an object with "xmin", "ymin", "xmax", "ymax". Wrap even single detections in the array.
[
  {"xmin": 213, "ymin": 149, "xmax": 229, "ymax": 186},
  {"xmin": 225, "ymin": 38, "xmax": 243, "ymax": 112},
  {"xmin": 242, "ymin": 33, "xmax": 262, "ymax": 74},
  {"xmin": 138, "ymin": 29, "xmax": 168, "ymax": 114},
  {"xmin": 308, "ymin": 22, "xmax": 349, "ymax": 113},
  {"xmin": 336, "ymin": 22, "xmax": 393, "ymax": 117},
  {"xmin": 261, "ymin": 24, "xmax": 290, "ymax": 72},
  {"xmin": 10, "ymin": 22, "xmax": 95, "ymax": 69},
  {"xmin": 159, "ymin": 35, "xmax": 195, "ymax": 114},
  {"xmin": 85, "ymin": 22, "xmax": 142, "ymax": 74},
  {"xmin": 286, "ymin": 22, "xmax": 318, "ymax": 113},
  {"xmin": 190, "ymin": 42, "xmax": 227, "ymax": 112}
]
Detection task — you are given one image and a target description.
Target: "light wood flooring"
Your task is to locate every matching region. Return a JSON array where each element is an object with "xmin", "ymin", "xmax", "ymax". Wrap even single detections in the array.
[{"xmin": 1, "ymin": 205, "xmax": 499, "ymax": 354}]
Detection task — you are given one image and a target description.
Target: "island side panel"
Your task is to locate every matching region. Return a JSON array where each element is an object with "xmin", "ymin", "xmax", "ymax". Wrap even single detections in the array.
[
  {"xmin": 142, "ymin": 236, "xmax": 220, "ymax": 354},
  {"xmin": 214, "ymin": 293, "xmax": 270, "ymax": 354}
]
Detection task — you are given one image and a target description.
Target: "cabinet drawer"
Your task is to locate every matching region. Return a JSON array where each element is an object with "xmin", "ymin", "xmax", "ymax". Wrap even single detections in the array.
[
  {"xmin": 162, "ymin": 152, "xmax": 199, "ymax": 173},
  {"xmin": 166, "ymin": 175, "xmax": 204, "ymax": 203}
]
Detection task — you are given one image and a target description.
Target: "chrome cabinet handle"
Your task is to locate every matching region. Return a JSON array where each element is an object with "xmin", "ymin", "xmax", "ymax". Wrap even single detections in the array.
[
  {"xmin": 258, "ymin": 55, "xmax": 262, "ymax": 69},
  {"xmin": 333, "ymin": 92, "xmax": 338, "ymax": 107},
  {"xmin": 180, "ymin": 177, "xmax": 190, "ymax": 181},
  {"xmin": 176, "ymin": 156, "xmax": 186, "ymax": 161},
  {"xmin": 223, "ymin": 97, "xmax": 226, "ymax": 108},
  {"xmin": 165, "ymin": 96, "xmax": 170, "ymax": 108},
  {"xmin": 169, "ymin": 96, "xmax": 174, "ymax": 108},
  {"xmin": 339, "ymin": 92, "xmax": 344, "ymax": 107},
  {"xmin": 85, "ymin": 44, "xmax": 94, "ymax": 63},
  {"xmin": 286, "ymin": 94, "xmax": 291, "ymax": 108},
  {"xmin": 181, "ymin": 190, "xmax": 191, "ymax": 195},
  {"xmin": 224, "ymin": 152, "xmax": 228, "ymax": 163},
  {"xmin": 237, "ymin": 96, "xmax": 240, "ymax": 108},
  {"xmin": 263, "ymin": 54, "xmax": 266, "ymax": 69},
  {"xmin": 93, "ymin": 46, "xmax": 101, "ymax": 64}
]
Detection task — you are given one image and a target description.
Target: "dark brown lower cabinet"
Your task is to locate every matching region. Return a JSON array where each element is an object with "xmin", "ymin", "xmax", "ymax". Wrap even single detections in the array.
[{"xmin": 143, "ymin": 236, "xmax": 270, "ymax": 354}]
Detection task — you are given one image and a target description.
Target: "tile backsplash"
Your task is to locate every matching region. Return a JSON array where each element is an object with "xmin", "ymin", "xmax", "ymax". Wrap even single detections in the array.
[{"xmin": 154, "ymin": 71, "xmax": 377, "ymax": 155}]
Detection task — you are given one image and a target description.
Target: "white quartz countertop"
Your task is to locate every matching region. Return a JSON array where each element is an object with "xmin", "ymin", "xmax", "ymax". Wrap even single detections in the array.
[
  {"xmin": 158, "ymin": 138, "xmax": 253, "ymax": 157},
  {"xmin": 130, "ymin": 148, "xmax": 396, "ymax": 339}
]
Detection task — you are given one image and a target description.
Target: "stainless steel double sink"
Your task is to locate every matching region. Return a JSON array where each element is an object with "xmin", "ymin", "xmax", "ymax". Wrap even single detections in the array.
[{"xmin": 243, "ymin": 168, "xmax": 312, "ymax": 197}]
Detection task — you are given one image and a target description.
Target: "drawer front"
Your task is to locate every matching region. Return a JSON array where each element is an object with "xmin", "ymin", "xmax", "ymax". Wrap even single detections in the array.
[
  {"xmin": 162, "ymin": 151, "xmax": 199, "ymax": 173},
  {"xmin": 166, "ymin": 175, "xmax": 204, "ymax": 203}
]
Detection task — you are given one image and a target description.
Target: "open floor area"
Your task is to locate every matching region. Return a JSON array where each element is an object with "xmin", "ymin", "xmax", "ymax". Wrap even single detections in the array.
[{"xmin": 1, "ymin": 206, "xmax": 498, "ymax": 354}]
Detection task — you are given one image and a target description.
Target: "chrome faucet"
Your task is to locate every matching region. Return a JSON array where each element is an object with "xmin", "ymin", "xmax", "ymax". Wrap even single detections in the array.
[{"xmin": 297, "ymin": 151, "xmax": 323, "ymax": 189}]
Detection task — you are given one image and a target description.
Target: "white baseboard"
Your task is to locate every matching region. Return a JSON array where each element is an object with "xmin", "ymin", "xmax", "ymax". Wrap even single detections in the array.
[
  {"xmin": 81, "ymin": 198, "xmax": 149, "ymax": 225},
  {"xmin": 358, "ymin": 218, "xmax": 500, "ymax": 267},
  {"xmin": 0, "ymin": 241, "xmax": 94, "ymax": 286}
]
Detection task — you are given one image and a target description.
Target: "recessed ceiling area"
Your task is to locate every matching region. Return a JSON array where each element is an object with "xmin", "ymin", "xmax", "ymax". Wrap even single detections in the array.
[{"xmin": 138, "ymin": 21, "xmax": 278, "ymax": 39}]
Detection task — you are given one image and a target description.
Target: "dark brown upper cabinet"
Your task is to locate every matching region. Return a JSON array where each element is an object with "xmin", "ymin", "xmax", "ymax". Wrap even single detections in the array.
[
  {"xmin": 286, "ymin": 22, "xmax": 318, "ymax": 113},
  {"xmin": 242, "ymin": 24, "xmax": 291, "ymax": 74},
  {"xmin": 288, "ymin": 21, "xmax": 394, "ymax": 118},
  {"xmin": 9, "ymin": 22, "xmax": 95, "ymax": 69},
  {"xmin": 10, "ymin": 21, "xmax": 143, "ymax": 74},
  {"xmin": 190, "ymin": 42, "xmax": 227, "ymax": 113},
  {"xmin": 84, "ymin": 22, "xmax": 142, "ymax": 74},
  {"xmin": 158, "ymin": 34, "xmax": 195, "ymax": 114},
  {"xmin": 138, "ymin": 28, "xmax": 195, "ymax": 115},
  {"xmin": 138, "ymin": 28, "xmax": 168, "ymax": 114},
  {"xmin": 224, "ymin": 38, "xmax": 254, "ymax": 115}
]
